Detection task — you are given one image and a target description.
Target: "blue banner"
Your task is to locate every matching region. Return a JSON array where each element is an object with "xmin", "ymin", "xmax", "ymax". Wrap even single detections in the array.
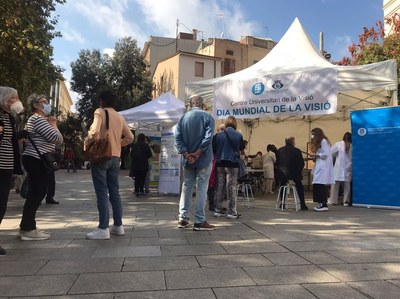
[{"xmin": 351, "ymin": 106, "xmax": 400, "ymax": 208}]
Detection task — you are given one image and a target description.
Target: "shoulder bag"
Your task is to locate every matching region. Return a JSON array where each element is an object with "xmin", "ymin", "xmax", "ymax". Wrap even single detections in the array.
[
  {"xmin": 27, "ymin": 133, "xmax": 61, "ymax": 173},
  {"xmin": 224, "ymin": 131, "xmax": 246, "ymax": 178},
  {"xmin": 86, "ymin": 109, "xmax": 112, "ymax": 164}
]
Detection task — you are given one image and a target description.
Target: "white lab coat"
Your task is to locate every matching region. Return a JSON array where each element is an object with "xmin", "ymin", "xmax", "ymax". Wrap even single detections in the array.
[
  {"xmin": 312, "ymin": 139, "xmax": 334, "ymax": 185},
  {"xmin": 331, "ymin": 140, "xmax": 352, "ymax": 182},
  {"xmin": 262, "ymin": 151, "xmax": 276, "ymax": 179}
]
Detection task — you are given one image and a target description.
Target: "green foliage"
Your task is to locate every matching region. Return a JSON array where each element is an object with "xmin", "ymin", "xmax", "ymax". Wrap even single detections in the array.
[
  {"xmin": 337, "ymin": 14, "xmax": 400, "ymax": 99},
  {"xmin": 57, "ymin": 112, "xmax": 84, "ymax": 164},
  {"xmin": 70, "ymin": 37, "xmax": 153, "ymax": 127},
  {"xmin": 0, "ymin": 0, "xmax": 65, "ymax": 105}
]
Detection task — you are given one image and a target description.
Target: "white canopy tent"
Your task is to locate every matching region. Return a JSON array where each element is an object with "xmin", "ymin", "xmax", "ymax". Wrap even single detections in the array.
[
  {"xmin": 185, "ymin": 18, "xmax": 398, "ymax": 153},
  {"xmin": 119, "ymin": 92, "xmax": 185, "ymax": 130},
  {"xmin": 186, "ymin": 18, "xmax": 397, "ymax": 111}
]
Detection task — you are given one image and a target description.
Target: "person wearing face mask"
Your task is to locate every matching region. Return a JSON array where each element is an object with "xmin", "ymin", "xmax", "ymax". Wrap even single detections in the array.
[
  {"xmin": 0, "ymin": 86, "xmax": 25, "ymax": 255},
  {"xmin": 18, "ymin": 94, "xmax": 63, "ymax": 241},
  {"xmin": 308, "ymin": 128, "xmax": 334, "ymax": 212}
]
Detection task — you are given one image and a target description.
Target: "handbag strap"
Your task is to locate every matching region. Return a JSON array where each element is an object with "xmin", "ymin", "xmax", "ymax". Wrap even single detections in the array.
[
  {"xmin": 104, "ymin": 109, "xmax": 109, "ymax": 130},
  {"xmin": 27, "ymin": 133, "xmax": 42, "ymax": 157}
]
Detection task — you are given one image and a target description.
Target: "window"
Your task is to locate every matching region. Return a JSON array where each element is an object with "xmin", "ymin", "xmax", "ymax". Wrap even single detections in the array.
[
  {"xmin": 222, "ymin": 58, "xmax": 235, "ymax": 75},
  {"xmin": 195, "ymin": 62, "xmax": 204, "ymax": 77},
  {"xmin": 226, "ymin": 50, "xmax": 234, "ymax": 55}
]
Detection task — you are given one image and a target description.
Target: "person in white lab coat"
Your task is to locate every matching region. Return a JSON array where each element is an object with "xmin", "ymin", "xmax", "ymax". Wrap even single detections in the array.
[
  {"xmin": 309, "ymin": 128, "xmax": 334, "ymax": 212},
  {"xmin": 328, "ymin": 132, "xmax": 352, "ymax": 206}
]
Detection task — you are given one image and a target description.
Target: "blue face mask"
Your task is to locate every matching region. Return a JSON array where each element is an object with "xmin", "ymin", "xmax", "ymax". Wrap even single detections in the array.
[{"xmin": 43, "ymin": 103, "xmax": 52, "ymax": 115}]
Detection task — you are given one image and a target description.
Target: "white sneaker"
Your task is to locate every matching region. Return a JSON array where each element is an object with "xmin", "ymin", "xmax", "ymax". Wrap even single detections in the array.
[
  {"xmin": 110, "ymin": 225, "xmax": 125, "ymax": 236},
  {"xmin": 20, "ymin": 229, "xmax": 50, "ymax": 241},
  {"xmin": 86, "ymin": 228, "xmax": 110, "ymax": 240}
]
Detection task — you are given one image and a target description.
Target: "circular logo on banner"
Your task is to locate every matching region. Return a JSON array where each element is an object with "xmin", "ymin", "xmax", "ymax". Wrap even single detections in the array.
[
  {"xmin": 252, "ymin": 82, "xmax": 265, "ymax": 95},
  {"xmin": 358, "ymin": 128, "xmax": 367, "ymax": 136}
]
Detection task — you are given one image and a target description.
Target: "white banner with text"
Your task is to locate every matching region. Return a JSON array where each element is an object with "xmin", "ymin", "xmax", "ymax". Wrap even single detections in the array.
[{"xmin": 213, "ymin": 69, "xmax": 338, "ymax": 119}]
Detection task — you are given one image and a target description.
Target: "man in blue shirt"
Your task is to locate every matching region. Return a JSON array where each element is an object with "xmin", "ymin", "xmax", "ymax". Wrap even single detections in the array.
[{"xmin": 175, "ymin": 96, "xmax": 215, "ymax": 230}]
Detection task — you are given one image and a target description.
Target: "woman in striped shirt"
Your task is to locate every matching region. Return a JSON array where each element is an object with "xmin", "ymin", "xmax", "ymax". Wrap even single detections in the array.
[
  {"xmin": 0, "ymin": 86, "xmax": 25, "ymax": 255},
  {"xmin": 19, "ymin": 94, "xmax": 63, "ymax": 241}
]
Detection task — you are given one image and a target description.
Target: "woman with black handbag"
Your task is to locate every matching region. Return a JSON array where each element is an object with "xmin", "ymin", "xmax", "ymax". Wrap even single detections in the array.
[{"xmin": 19, "ymin": 94, "xmax": 63, "ymax": 241}]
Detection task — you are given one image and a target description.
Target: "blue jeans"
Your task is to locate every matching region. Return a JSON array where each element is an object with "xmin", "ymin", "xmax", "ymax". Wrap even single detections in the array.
[
  {"xmin": 179, "ymin": 162, "xmax": 212, "ymax": 224},
  {"xmin": 91, "ymin": 157, "xmax": 122, "ymax": 229}
]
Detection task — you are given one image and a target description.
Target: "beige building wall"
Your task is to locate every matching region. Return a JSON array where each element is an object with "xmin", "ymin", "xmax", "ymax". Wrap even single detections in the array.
[
  {"xmin": 143, "ymin": 34, "xmax": 203, "ymax": 76},
  {"xmin": 198, "ymin": 36, "xmax": 276, "ymax": 76},
  {"xmin": 58, "ymin": 81, "xmax": 73, "ymax": 118},
  {"xmin": 153, "ymin": 52, "xmax": 222, "ymax": 101},
  {"xmin": 383, "ymin": 0, "xmax": 400, "ymax": 34}
]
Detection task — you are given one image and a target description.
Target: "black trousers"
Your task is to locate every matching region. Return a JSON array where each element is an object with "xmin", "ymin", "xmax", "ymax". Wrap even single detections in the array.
[
  {"xmin": 45, "ymin": 171, "xmax": 55, "ymax": 201},
  {"xmin": 0, "ymin": 169, "xmax": 13, "ymax": 224},
  {"xmin": 133, "ymin": 170, "xmax": 147, "ymax": 194},
  {"xmin": 20, "ymin": 155, "xmax": 50, "ymax": 231},
  {"xmin": 313, "ymin": 184, "xmax": 328, "ymax": 204},
  {"xmin": 280, "ymin": 179, "xmax": 306, "ymax": 207}
]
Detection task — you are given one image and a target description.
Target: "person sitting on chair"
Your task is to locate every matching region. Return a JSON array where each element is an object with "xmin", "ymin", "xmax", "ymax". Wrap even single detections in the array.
[{"xmin": 276, "ymin": 136, "xmax": 308, "ymax": 211}]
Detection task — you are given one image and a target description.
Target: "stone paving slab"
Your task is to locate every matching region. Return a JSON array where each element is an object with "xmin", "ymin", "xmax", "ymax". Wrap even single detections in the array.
[
  {"xmin": 197, "ymin": 253, "xmax": 273, "ymax": 268},
  {"xmin": 161, "ymin": 244, "xmax": 227, "ymax": 256},
  {"xmin": 37, "ymin": 257, "xmax": 124, "ymax": 274},
  {"xmin": 320, "ymin": 262, "xmax": 400, "ymax": 281},
  {"xmin": 243, "ymin": 265, "xmax": 340, "ymax": 285},
  {"xmin": 327, "ymin": 249, "xmax": 400, "ymax": 263},
  {"xmin": 0, "ymin": 260, "xmax": 47, "ymax": 276},
  {"xmin": 114, "ymin": 288, "xmax": 215, "ymax": 299},
  {"xmin": 0, "ymin": 274, "xmax": 77, "ymax": 297},
  {"xmin": 165, "ymin": 268, "xmax": 256, "ymax": 289},
  {"xmin": 221, "ymin": 240, "xmax": 287, "ymax": 254},
  {"xmin": 263, "ymin": 252, "xmax": 311, "ymax": 265},
  {"xmin": 296, "ymin": 251, "xmax": 346, "ymax": 265},
  {"xmin": 123, "ymin": 256, "xmax": 199, "ymax": 271},
  {"xmin": 348, "ymin": 281, "xmax": 400, "ymax": 299},
  {"xmin": 16, "ymin": 247, "xmax": 96, "ymax": 260},
  {"xmin": 69, "ymin": 272, "xmax": 166, "ymax": 294},
  {"xmin": 1, "ymin": 170, "xmax": 400, "ymax": 298},
  {"xmin": 91, "ymin": 245, "xmax": 161, "ymax": 258},
  {"xmin": 212, "ymin": 285, "xmax": 316, "ymax": 299},
  {"xmin": 303, "ymin": 282, "xmax": 369, "ymax": 299}
]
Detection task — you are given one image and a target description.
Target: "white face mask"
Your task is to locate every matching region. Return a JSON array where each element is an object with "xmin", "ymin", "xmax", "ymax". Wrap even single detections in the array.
[{"xmin": 10, "ymin": 101, "xmax": 24, "ymax": 115}]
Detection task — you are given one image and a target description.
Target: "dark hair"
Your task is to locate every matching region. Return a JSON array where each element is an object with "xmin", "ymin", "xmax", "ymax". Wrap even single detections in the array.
[
  {"xmin": 225, "ymin": 116, "xmax": 237, "ymax": 130},
  {"xmin": 310, "ymin": 127, "xmax": 330, "ymax": 153},
  {"xmin": 343, "ymin": 132, "xmax": 352, "ymax": 143},
  {"xmin": 97, "ymin": 88, "xmax": 117, "ymax": 108},
  {"xmin": 266, "ymin": 144, "xmax": 275, "ymax": 152},
  {"xmin": 137, "ymin": 133, "xmax": 146, "ymax": 143}
]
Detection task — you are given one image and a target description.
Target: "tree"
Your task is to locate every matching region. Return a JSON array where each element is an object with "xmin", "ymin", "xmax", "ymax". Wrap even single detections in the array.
[
  {"xmin": 70, "ymin": 37, "xmax": 153, "ymax": 126},
  {"xmin": 0, "ymin": 0, "xmax": 65, "ymax": 105},
  {"xmin": 337, "ymin": 13, "xmax": 400, "ymax": 99},
  {"xmin": 57, "ymin": 112, "xmax": 85, "ymax": 165}
]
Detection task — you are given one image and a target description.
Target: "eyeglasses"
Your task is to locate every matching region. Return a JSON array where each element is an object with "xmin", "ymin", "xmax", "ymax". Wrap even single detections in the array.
[{"xmin": 38, "ymin": 99, "xmax": 48, "ymax": 104}]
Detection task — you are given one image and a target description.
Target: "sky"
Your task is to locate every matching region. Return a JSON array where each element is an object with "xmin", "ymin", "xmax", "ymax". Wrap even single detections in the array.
[{"xmin": 51, "ymin": 0, "xmax": 384, "ymax": 105}]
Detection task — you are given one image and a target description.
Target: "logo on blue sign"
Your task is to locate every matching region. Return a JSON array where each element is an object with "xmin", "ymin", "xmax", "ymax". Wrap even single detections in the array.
[
  {"xmin": 272, "ymin": 80, "xmax": 284, "ymax": 90},
  {"xmin": 251, "ymin": 82, "xmax": 264, "ymax": 95}
]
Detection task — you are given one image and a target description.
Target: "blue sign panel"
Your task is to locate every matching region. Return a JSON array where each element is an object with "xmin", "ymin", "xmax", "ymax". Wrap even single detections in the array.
[{"xmin": 351, "ymin": 106, "xmax": 400, "ymax": 208}]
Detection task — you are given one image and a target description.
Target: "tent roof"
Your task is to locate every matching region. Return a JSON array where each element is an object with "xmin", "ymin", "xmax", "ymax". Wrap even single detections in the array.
[
  {"xmin": 119, "ymin": 92, "xmax": 185, "ymax": 129},
  {"xmin": 186, "ymin": 18, "xmax": 397, "ymax": 106}
]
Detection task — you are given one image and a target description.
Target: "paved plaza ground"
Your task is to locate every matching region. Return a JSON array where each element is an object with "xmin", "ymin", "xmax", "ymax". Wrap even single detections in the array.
[{"xmin": 0, "ymin": 170, "xmax": 400, "ymax": 298}]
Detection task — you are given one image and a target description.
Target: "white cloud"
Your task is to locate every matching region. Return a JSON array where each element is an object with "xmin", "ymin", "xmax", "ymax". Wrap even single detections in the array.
[
  {"xmin": 103, "ymin": 48, "xmax": 115, "ymax": 57},
  {"xmin": 332, "ymin": 34, "xmax": 353, "ymax": 60},
  {"xmin": 71, "ymin": 0, "xmax": 147, "ymax": 43},
  {"xmin": 135, "ymin": 0, "xmax": 259, "ymax": 41},
  {"xmin": 61, "ymin": 21, "xmax": 85, "ymax": 44}
]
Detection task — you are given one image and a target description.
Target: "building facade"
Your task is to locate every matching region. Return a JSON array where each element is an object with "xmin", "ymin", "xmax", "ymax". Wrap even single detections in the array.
[
  {"xmin": 50, "ymin": 80, "xmax": 73, "ymax": 119},
  {"xmin": 152, "ymin": 51, "xmax": 222, "ymax": 102},
  {"xmin": 383, "ymin": 0, "xmax": 400, "ymax": 34}
]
